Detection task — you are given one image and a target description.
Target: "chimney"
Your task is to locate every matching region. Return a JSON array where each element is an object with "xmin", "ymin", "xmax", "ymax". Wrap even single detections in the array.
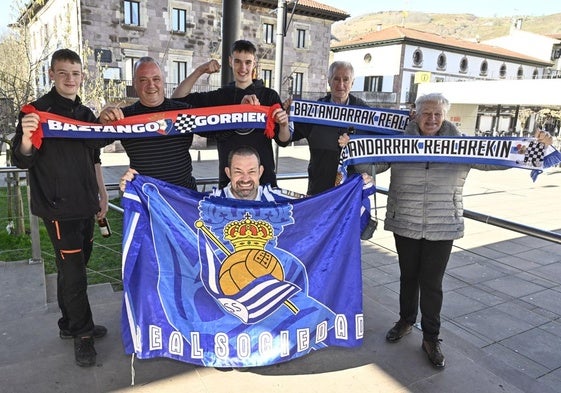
[{"xmin": 376, "ymin": 23, "xmax": 382, "ymax": 31}]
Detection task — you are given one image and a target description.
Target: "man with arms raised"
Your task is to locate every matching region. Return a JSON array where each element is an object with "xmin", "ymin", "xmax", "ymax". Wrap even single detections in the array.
[{"xmin": 172, "ymin": 40, "xmax": 290, "ymax": 189}]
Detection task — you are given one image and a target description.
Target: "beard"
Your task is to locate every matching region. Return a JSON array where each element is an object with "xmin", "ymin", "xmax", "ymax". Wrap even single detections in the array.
[{"xmin": 232, "ymin": 181, "xmax": 257, "ymax": 199}]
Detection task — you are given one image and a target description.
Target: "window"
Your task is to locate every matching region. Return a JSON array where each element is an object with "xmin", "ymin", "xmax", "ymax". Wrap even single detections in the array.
[
  {"xmin": 172, "ymin": 8, "xmax": 187, "ymax": 32},
  {"xmin": 412, "ymin": 49, "xmax": 423, "ymax": 66},
  {"xmin": 124, "ymin": 56, "xmax": 140, "ymax": 97},
  {"xmin": 364, "ymin": 76, "xmax": 383, "ymax": 92},
  {"xmin": 532, "ymin": 68, "xmax": 539, "ymax": 79},
  {"xmin": 94, "ymin": 49, "xmax": 112, "ymax": 63},
  {"xmin": 124, "ymin": 56, "xmax": 140, "ymax": 81},
  {"xmin": 480, "ymin": 60, "xmax": 488, "ymax": 76},
  {"xmin": 41, "ymin": 62, "xmax": 49, "ymax": 89},
  {"xmin": 124, "ymin": 1, "xmax": 140, "ymax": 26},
  {"xmin": 437, "ymin": 53, "xmax": 447, "ymax": 70},
  {"xmin": 173, "ymin": 61, "xmax": 188, "ymax": 84},
  {"xmin": 499, "ymin": 63, "xmax": 507, "ymax": 78},
  {"xmin": 293, "ymin": 72, "xmax": 304, "ymax": 97},
  {"xmin": 263, "ymin": 23, "xmax": 274, "ymax": 44},
  {"xmin": 459, "ymin": 56, "xmax": 468, "ymax": 73},
  {"xmin": 297, "ymin": 29, "xmax": 306, "ymax": 48},
  {"xmin": 262, "ymin": 69, "xmax": 273, "ymax": 88},
  {"xmin": 363, "ymin": 53, "xmax": 372, "ymax": 63},
  {"xmin": 517, "ymin": 66, "xmax": 524, "ymax": 79}
]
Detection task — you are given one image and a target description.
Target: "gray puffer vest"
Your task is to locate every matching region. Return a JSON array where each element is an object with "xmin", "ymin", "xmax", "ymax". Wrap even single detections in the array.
[{"xmin": 378, "ymin": 120, "xmax": 471, "ymax": 241}]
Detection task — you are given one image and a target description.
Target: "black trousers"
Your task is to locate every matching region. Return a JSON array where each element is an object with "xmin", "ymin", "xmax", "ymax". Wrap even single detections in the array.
[
  {"xmin": 394, "ymin": 234, "xmax": 453, "ymax": 342},
  {"xmin": 43, "ymin": 218, "xmax": 95, "ymax": 337}
]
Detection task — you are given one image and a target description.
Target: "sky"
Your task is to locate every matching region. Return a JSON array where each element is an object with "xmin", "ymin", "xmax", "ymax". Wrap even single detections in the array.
[
  {"xmin": 319, "ymin": 0, "xmax": 561, "ymax": 18},
  {"xmin": 1, "ymin": 0, "xmax": 560, "ymax": 31},
  {"xmin": 1, "ymin": 1, "xmax": 21, "ymax": 32}
]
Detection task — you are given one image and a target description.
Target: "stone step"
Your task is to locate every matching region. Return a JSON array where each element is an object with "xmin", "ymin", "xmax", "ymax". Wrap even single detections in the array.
[{"xmin": 0, "ymin": 260, "xmax": 47, "ymax": 323}]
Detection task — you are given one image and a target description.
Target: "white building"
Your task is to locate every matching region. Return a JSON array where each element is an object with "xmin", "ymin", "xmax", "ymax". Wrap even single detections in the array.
[
  {"xmin": 331, "ymin": 25, "xmax": 556, "ymax": 134},
  {"xmin": 484, "ymin": 18, "xmax": 561, "ymax": 77}
]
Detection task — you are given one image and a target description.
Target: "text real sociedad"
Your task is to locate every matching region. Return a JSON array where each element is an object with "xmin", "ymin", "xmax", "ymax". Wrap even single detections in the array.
[
  {"xmin": 346, "ymin": 137, "xmax": 513, "ymax": 158},
  {"xmin": 138, "ymin": 313, "xmax": 363, "ymax": 359},
  {"xmin": 46, "ymin": 112, "xmax": 267, "ymax": 133}
]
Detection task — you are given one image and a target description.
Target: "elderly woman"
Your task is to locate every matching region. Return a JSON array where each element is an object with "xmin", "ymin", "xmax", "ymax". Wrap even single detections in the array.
[
  {"xmin": 377, "ymin": 92, "xmax": 550, "ymax": 369},
  {"xmin": 379, "ymin": 92, "xmax": 467, "ymax": 368}
]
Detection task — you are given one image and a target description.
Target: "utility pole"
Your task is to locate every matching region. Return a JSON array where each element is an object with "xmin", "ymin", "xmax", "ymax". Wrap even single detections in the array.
[
  {"xmin": 273, "ymin": 0, "xmax": 287, "ymax": 95},
  {"xmin": 273, "ymin": 0, "xmax": 287, "ymax": 171},
  {"xmin": 221, "ymin": 0, "xmax": 241, "ymax": 86}
]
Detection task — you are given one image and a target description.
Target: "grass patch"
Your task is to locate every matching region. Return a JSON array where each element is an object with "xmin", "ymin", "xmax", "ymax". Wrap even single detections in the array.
[{"xmin": 0, "ymin": 184, "xmax": 123, "ymax": 290}]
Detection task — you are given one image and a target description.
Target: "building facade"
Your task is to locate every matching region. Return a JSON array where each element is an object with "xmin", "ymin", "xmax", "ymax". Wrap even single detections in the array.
[
  {"xmin": 20, "ymin": 0, "xmax": 348, "ymax": 104},
  {"xmin": 483, "ymin": 19, "xmax": 561, "ymax": 78},
  {"xmin": 331, "ymin": 25, "xmax": 555, "ymax": 134}
]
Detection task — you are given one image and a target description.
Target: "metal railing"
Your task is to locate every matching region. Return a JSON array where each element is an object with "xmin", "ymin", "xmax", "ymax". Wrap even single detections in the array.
[
  {"xmin": 3, "ymin": 168, "xmax": 561, "ymax": 269},
  {"xmin": 0, "ymin": 166, "xmax": 42, "ymax": 264},
  {"xmin": 103, "ymin": 173, "xmax": 561, "ymax": 246}
]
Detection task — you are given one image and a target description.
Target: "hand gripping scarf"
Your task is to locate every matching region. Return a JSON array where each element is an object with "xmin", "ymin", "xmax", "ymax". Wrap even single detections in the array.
[{"xmin": 21, "ymin": 103, "xmax": 281, "ymax": 148}]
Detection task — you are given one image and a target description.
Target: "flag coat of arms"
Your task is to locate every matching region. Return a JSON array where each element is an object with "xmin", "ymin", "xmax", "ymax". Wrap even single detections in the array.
[{"xmin": 121, "ymin": 175, "xmax": 365, "ymax": 368}]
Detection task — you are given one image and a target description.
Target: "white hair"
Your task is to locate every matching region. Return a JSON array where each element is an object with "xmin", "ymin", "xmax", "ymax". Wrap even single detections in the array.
[{"xmin": 415, "ymin": 93, "xmax": 450, "ymax": 114}]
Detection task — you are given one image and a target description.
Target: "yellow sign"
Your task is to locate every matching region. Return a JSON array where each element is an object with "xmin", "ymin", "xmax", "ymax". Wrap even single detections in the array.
[{"xmin": 414, "ymin": 71, "xmax": 431, "ymax": 84}]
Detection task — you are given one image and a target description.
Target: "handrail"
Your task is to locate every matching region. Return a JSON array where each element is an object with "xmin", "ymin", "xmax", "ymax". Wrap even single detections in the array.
[
  {"xmin": 1, "ymin": 166, "xmax": 42, "ymax": 263},
  {"xmin": 3, "ymin": 167, "xmax": 561, "ymax": 264},
  {"xmin": 374, "ymin": 186, "xmax": 561, "ymax": 245},
  {"xmin": 109, "ymin": 174, "xmax": 561, "ymax": 244}
]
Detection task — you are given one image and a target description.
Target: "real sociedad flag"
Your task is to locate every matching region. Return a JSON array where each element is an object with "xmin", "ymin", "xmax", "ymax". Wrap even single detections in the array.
[{"xmin": 121, "ymin": 175, "xmax": 365, "ymax": 368}]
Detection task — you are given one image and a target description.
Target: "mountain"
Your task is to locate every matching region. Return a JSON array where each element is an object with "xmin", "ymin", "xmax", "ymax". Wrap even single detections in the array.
[{"xmin": 331, "ymin": 11, "xmax": 561, "ymax": 43}]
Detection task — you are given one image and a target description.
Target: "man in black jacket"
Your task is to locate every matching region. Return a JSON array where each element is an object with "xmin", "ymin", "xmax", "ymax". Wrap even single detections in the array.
[
  {"xmin": 291, "ymin": 61, "xmax": 372, "ymax": 196},
  {"xmin": 171, "ymin": 40, "xmax": 291, "ymax": 188},
  {"xmin": 11, "ymin": 49, "xmax": 108, "ymax": 367},
  {"xmin": 291, "ymin": 61, "xmax": 378, "ymax": 239}
]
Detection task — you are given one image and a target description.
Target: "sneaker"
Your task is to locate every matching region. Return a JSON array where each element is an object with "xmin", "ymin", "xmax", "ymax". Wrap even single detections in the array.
[
  {"xmin": 74, "ymin": 337, "xmax": 97, "ymax": 367},
  {"xmin": 385, "ymin": 319, "xmax": 412, "ymax": 342},
  {"xmin": 60, "ymin": 325, "xmax": 107, "ymax": 340},
  {"xmin": 422, "ymin": 339, "xmax": 445, "ymax": 368},
  {"xmin": 360, "ymin": 218, "xmax": 378, "ymax": 240}
]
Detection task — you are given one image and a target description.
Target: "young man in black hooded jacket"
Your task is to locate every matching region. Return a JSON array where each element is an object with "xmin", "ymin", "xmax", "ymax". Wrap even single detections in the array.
[
  {"xmin": 172, "ymin": 40, "xmax": 291, "ymax": 188},
  {"xmin": 12, "ymin": 49, "xmax": 108, "ymax": 368}
]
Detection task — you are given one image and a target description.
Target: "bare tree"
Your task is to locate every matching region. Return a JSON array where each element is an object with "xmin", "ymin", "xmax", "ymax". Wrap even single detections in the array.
[
  {"xmin": 0, "ymin": 20, "xmax": 48, "ymax": 236},
  {"xmin": 0, "ymin": 1, "xmax": 125, "ymax": 236},
  {"xmin": 81, "ymin": 43, "xmax": 127, "ymax": 115}
]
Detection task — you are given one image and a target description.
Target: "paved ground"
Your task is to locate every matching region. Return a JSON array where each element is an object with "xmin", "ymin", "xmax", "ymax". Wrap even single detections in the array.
[{"xmin": 1, "ymin": 144, "xmax": 561, "ymax": 392}]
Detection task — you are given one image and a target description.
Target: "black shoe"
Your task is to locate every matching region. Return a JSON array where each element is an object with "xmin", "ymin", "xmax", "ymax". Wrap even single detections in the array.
[
  {"xmin": 422, "ymin": 339, "xmax": 445, "ymax": 368},
  {"xmin": 360, "ymin": 218, "xmax": 378, "ymax": 240},
  {"xmin": 386, "ymin": 319, "xmax": 412, "ymax": 342},
  {"xmin": 60, "ymin": 325, "xmax": 107, "ymax": 340},
  {"xmin": 74, "ymin": 337, "xmax": 97, "ymax": 367}
]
